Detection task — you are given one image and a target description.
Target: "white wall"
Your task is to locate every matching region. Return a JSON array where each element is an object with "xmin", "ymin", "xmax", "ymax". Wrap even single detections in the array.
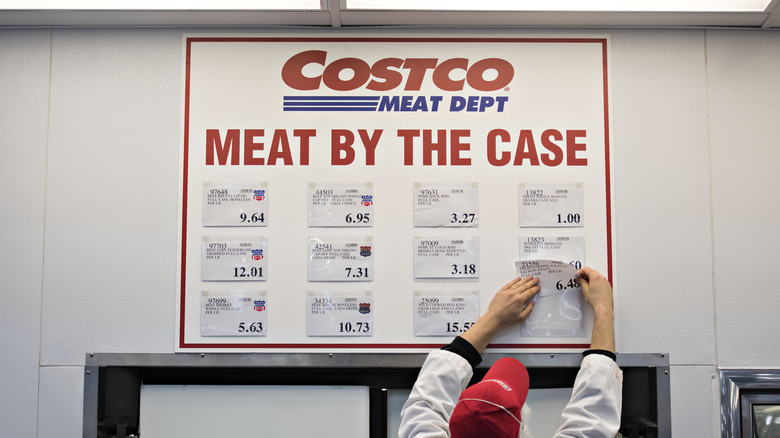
[{"xmin": 1, "ymin": 27, "xmax": 779, "ymax": 437}]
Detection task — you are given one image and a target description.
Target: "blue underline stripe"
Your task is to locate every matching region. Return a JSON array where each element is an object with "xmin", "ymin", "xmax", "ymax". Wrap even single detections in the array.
[
  {"xmin": 283, "ymin": 107, "xmax": 378, "ymax": 112},
  {"xmin": 283, "ymin": 96, "xmax": 381, "ymax": 101},
  {"xmin": 284, "ymin": 101, "xmax": 378, "ymax": 107}
]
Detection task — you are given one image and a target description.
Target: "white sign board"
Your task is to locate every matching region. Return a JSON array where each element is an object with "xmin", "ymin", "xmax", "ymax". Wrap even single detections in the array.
[{"xmin": 177, "ymin": 36, "xmax": 614, "ymax": 351}]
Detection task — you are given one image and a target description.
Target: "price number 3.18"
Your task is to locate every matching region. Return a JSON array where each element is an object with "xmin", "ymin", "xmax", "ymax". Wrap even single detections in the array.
[
  {"xmin": 451, "ymin": 264, "xmax": 476, "ymax": 275},
  {"xmin": 233, "ymin": 267, "xmax": 263, "ymax": 278}
]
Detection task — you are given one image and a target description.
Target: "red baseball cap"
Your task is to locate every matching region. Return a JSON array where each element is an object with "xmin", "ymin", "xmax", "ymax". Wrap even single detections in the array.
[{"xmin": 449, "ymin": 357, "xmax": 530, "ymax": 438}]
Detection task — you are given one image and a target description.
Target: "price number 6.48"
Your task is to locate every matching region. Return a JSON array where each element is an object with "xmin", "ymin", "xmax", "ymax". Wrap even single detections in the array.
[{"xmin": 556, "ymin": 278, "xmax": 581, "ymax": 290}]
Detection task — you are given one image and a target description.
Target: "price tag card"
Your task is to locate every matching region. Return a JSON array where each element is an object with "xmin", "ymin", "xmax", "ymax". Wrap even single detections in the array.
[
  {"xmin": 413, "ymin": 183, "xmax": 479, "ymax": 227},
  {"xmin": 514, "ymin": 259, "xmax": 585, "ymax": 337},
  {"xmin": 308, "ymin": 237, "xmax": 374, "ymax": 282},
  {"xmin": 200, "ymin": 291, "xmax": 267, "ymax": 337},
  {"xmin": 514, "ymin": 260, "xmax": 581, "ymax": 298},
  {"xmin": 201, "ymin": 237, "xmax": 267, "ymax": 281},
  {"xmin": 518, "ymin": 183, "xmax": 584, "ymax": 227},
  {"xmin": 414, "ymin": 237, "xmax": 479, "ymax": 279},
  {"xmin": 413, "ymin": 291, "xmax": 480, "ymax": 337},
  {"xmin": 520, "ymin": 235, "xmax": 585, "ymax": 271},
  {"xmin": 203, "ymin": 182, "xmax": 268, "ymax": 227},
  {"xmin": 308, "ymin": 183, "xmax": 374, "ymax": 227},
  {"xmin": 306, "ymin": 291, "xmax": 373, "ymax": 337}
]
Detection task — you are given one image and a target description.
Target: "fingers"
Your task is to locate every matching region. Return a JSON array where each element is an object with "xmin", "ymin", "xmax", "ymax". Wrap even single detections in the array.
[
  {"xmin": 518, "ymin": 300, "xmax": 535, "ymax": 320},
  {"xmin": 578, "ymin": 266, "xmax": 595, "ymax": 281}
]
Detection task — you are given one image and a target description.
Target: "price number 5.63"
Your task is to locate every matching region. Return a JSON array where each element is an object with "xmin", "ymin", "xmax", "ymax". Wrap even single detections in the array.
[{"xmin": 238, "ymin": 322, "xmax": 264, "ymax": 333}]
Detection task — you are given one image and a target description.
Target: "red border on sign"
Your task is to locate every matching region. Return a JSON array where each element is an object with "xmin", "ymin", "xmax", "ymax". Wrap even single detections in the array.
[{"xmin": 179, "ymin": 37, "xmax": 612, "ymax": 350}]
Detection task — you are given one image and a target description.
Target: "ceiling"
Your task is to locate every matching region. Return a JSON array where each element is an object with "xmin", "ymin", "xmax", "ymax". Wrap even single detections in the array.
[{"xmin": 1, "ymin": 0, "xmax": 779, "ymax": 29}]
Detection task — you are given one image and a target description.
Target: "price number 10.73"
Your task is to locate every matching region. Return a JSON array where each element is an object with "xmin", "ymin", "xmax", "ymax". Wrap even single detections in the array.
[{"xmin": 339, "ymin": 322, "xmax": 370, "ymax": 333}]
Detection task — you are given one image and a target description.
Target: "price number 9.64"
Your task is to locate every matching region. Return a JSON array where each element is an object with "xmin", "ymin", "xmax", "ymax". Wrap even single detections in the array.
[{"xmin": 240, "ymin": 212, "xmax": 265, "ymax": 223}]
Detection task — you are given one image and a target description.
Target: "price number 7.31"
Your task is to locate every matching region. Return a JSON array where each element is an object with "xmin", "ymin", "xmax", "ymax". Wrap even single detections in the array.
[{"xmin": 345, "ymin": 267, "xmax": 370, "ymax": 278}]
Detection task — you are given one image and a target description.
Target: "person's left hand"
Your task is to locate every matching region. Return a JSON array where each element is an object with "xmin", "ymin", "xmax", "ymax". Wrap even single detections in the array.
[{"xmin": 482, "ymin": 276, "xmax": 540, "ymax": 331}]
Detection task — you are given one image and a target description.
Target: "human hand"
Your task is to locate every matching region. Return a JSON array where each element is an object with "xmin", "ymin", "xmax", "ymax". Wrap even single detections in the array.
[
  {"xmin": 482, "ymin": 276, "xmax": 541, "ymax": 331},
  {"xmin": 578, "ymin": 267, "xmax": 613, "ymax": 316},
  {"xmin": 461, "ymin": 276, "xmax": 540, "ymax": 354}
]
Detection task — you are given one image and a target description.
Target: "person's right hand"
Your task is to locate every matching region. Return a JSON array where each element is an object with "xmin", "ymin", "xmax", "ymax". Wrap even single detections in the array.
[{"xmin": 578, "ymin": 267, "xmax": 613, "ymax": 315}]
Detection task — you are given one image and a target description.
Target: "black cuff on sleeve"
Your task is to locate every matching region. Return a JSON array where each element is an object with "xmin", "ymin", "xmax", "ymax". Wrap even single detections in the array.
[
  {"xmin": 582, "ymin": 349, "xmax": 617, "ymax": 362},
  {"xmin": 441, "ymin": 336, "xmax": 483, "ymax": 368}
]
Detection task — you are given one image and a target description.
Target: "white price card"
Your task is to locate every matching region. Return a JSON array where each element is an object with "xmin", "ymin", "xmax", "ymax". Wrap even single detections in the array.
[
  {"xmin": 514, "ymin": 259, "xmax": 585, "ymax": 337},
  {"xmin": 308, "ymin": 183, "xmax": 374, "ymax": 227},
  {"xmin": 308, "ymin": 237, "xmax": 374, "ymax": 282},
  {"xmin": 200, "ymin": 291, "xmax": 267, "ymax": 337},
  {"xmin": 201, "ymin": 237, "xmax": 267, "ymax": 281},
  {"xmin": 519, "ymin": 183, "xmax": 584, "ymax": 227},
  {"xmin": 413, "ymin": 183, "xmax": 479, "ymax": 227},
  {"xmin": 203, "ymin": 182, "xmax": 268, "ymax": 227},
  {"xmin": 307, "ymin": 291, "xmax": 373, "ymax": 337},
  {"xmin": 414, "ymin": 237, "xmax": 479, "ymax": 279},
  {"xmin": 520, "ymin": 235, "xmax": 585, "ymax": 271},
  {"xmin": 414, "ymin": 291, "xmax": 480, "ymax": 337}
]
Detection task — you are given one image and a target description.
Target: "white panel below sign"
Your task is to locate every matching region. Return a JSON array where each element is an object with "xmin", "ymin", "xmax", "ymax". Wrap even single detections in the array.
[{"xmin": 140, "ymin": 385, "xmax": 369, "ymax": 438}]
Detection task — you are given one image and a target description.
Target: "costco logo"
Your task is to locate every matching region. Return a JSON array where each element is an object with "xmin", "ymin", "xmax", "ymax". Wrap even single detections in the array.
[{"xmin": 280, "ymin": 50, "xmax": 513, "ymax": 113}]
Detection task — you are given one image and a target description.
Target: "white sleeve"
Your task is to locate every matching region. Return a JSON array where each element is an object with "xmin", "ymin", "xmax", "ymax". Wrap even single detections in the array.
[
  {"xmin": 553, "ymin": 354, "xmax": 623, "ymax": 438},
  {"xmin": 398, "ymin": 350, "xmax": 474, "ymax": 438}
]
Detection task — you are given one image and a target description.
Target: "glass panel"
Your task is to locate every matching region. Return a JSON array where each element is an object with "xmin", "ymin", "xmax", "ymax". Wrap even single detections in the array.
[{"xmin": 753, "ymin": 405, "xmax": 780, "ymax": 438}]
